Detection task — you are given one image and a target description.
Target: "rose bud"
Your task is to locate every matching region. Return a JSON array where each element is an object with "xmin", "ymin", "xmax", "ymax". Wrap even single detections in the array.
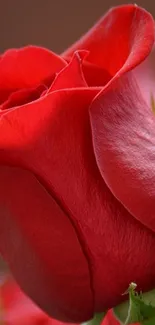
[{"xmin": 0, "ymin": 4, "xmax": 154, "ymax": 323}]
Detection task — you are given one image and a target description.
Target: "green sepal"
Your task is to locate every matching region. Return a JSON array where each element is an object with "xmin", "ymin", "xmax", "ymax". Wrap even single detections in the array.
[
  {"xmin": 142, "ymin": 316, "xmax": 155, "ymax": 325},
  {"xmin": 113, "ymin": 283, "xmax": 155, "ymax": 325},
  {"xmin": 82, "ymin": 312, "xmax": 105, "ymax": 325}
]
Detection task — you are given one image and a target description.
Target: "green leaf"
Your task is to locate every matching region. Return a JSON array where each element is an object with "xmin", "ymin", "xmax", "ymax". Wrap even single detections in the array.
[
  {"xmin": 142, "ymin": 316, "xmax": 155, "ymax": 325},
  {"xmin": 113, "ymin": 283, "xmax": 155, "ymax": 325},
  {"xmin": 82, "ymin": 312, "xmax": 105, "ymax": 325}
]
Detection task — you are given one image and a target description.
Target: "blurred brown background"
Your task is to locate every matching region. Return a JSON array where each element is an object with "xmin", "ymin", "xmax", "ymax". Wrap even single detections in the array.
[{"xmin": 0, "ymin": 0, "xmax": 155, "ymax": 54}]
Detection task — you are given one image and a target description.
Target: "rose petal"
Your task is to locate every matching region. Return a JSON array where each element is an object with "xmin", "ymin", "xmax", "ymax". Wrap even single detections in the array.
[
  {"xmin": 102, "ymin": 310, "xmax": 120, "ymax": 325},
  {"xmin": 63, "ymin": 5, "xmax": 154, "ymax": 78},
  {"xmin": 134, "ymin": 47, "xmax": 155, "ymax": 107},
  {"xmin": 0, "ymin": 46, "xmax": 66, "ymax": 103},
  {"xmin": 90, "ymin": 72, "xmax": 155, "ymax": 233},
  {"xmin": 47, "ymin": 51, "xmax": 88, "ymax": 93},
  {"xmin": 82, "ymin": 61, "xmax": 111, "ymax": 87},
  {"xmin": 0, "ymin": 84, "xmax": 46, "ymax": 111},
  {"xmin": 62, "ymin": 55, "xmax": 111, "ymax": 87},
  {"xmin": 0, "ymin": 166, "xmax": 93, "ymax": 322},
  {"xmin": 1, "ymin": 88, "xmax": 155, "ymax": 313},
  {"xmin": 0, "ymin": 88, "xmax": 99, "ymax": 166}
]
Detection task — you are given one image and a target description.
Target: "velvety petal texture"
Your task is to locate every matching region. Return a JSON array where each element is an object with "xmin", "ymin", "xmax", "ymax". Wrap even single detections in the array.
[
  {"xmin": 0, "ymin": 3, "xmax": 154, "ymax": 323},
  {"xmin": 134, "ymin": 47, "xmax": 155, "ymax": 106},
  {"xmin": 0, "ymin": 167, "xmax": 93, "ymax": 322},
  {"xmin": 0, "ymin": 46, "xmax": 66, "ymax": 88},
  {"xmin": 0, "ymin": 89, "xmax": 98, "ymax": 322},
  {"xmin": 90, "ymin": 73, "xmax": 155, "ymax": 233},
  {"xmin": 63, "ymin": 5, "xmax": 154, "ymax": 79},
  {"xmin": 0, "ymin": 46, "xmax": 66, "ymax": 104},
  {"xmin": 1, "ymin": 88, "xmax": 155, "ymax": 318}
]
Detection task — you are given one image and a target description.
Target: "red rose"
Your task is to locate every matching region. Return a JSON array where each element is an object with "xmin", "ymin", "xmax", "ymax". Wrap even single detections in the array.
[{"xmin": 0, "ymin": 3, "xmax": 154, "ymax": 323}]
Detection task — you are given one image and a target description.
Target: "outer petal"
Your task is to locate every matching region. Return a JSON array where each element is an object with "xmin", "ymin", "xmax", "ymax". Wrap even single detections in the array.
[
  {"xmin": 0, "ymin": 46, "xmax": 66, "ymax": 103},
  {"xmin": 0, "ymin": 166, "xmax": 93, "ymax": 322},
  {"xmin": 90, "ymin": 72, "xmax": 155, "ymax": 233},
  {"xmin": 63, "ymin": 5, "xmax": 154, "ymax": 78},
  {"xmin": 134, "ymin": 47, "xmax": 155, "ymax": 107},
  {"xmin": 102, "ymin": 310, "xmax": 120, "ymax": 325},
  {"xmin": 1, "ymin": 88, "xmax": 155, "ymax": 314}
]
